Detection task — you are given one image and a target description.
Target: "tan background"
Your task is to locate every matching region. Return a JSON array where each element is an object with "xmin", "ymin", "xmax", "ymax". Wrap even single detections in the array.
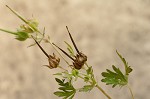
[{"xmin": 0, "ymin": 0, "xmax": 150, "ymax": 99}]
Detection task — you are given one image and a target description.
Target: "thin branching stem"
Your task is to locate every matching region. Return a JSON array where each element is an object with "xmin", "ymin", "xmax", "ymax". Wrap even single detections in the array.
[
  {"xmin": 80, "ymin": 63, "xmax": 111, "ymax": 99},
  {"xmin": 58, "ymin": 66, "xmax": 68, "ymax": 72},
  {"xmin": 95, "ymin": 84, "xmax": 111, "ymax": 99},
  {"xmin": 127, "ymin": 84, "xmax": 134, "ymax": 99},
  {"xmin": 6, "ymin": 5, "xmax": 40, "ymax": 33},
  {"xmin": 78, "ymin": 74, "xmax": 111, "ymax": 99},
  {"xmin": 85, "ymin": 62, "xmax": 90, "ymax": 68},
  {"xmin": 0, "ymin": 28, "xmax": 17, "ymax": 35}
]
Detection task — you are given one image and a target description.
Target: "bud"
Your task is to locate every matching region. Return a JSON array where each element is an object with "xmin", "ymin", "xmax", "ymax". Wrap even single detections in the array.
[{"xmin": 19, "ymin": 19, "xmax": 39, "ymax": 33}]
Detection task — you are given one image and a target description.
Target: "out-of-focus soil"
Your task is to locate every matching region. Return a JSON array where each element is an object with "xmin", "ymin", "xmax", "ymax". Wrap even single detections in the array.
[{"xmin": 0, "ymin": 0, "xmax": 150, "ymax": 99}]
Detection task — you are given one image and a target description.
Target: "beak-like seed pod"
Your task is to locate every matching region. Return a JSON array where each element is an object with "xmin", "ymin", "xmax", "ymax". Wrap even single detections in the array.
[
  {"xmin": 31, "ymin": 36, "xmax": 60, "ymax": 69},
  {"xmin": 53, "ymin": 26, "xmax": 87, "ymax": 70}
]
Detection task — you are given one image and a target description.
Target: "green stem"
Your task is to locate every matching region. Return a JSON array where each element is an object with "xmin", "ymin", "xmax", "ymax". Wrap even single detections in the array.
[
  {"xmin": 0, "ymin": 28, "xmax": 17, "ymax": 35},
  {"xmin": 6, "ymin": 5, "xmax": 28, "ymax": 23},
  {"xmin": 85, "ymin": 62, "xmax": 90, "ymax": 68},
  {"xmin": 78, "ymin": 75, "xmax": 111, "ymax": 99},
  {"xmin": 58, "ymin": 66, "xmax": 68, "ymax": 72},
  {"xmin": 6, "ymin": 5, "xmax": 39, "ymax": 32},
  {"xmin": 127, "ymin": 85, "xmax": 134, "ymax": 99},
  {"xmin": 95, "ymin": 84, "xmax": 111, "ymax": 99}
]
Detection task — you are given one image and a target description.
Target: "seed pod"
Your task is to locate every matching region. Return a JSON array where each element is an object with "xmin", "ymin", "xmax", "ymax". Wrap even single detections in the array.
[
  {"xmin": 32, "ymin": 36, "xmax": 60, "ymax": 69},
  {"xmin": 53, "ymin": 26, "xmax": 87, "ymax": 70},
  {"xmin": 47, "ymin": 53, "xmax": 60, "ymax": 69},
  {"xmin": 73, "ymin": 52, "xmax": 87, "ymax": 69}
]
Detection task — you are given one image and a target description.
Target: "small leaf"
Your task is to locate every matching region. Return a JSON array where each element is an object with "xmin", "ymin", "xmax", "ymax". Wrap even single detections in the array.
[
  {"xmin": 84, "ymin": 76, "xmax": 89, "ymax": 82},
  {"xmin": 101, "ymin": 65, "xmax": 127, "ymax": 88},
  {"xmin": 72, "ymin": 69, "xmax": 79, "ymax": 77},
  {"xmin": 54, "ymin": 91, "xmax": 66, "ymax": 97},
  {"xmin": 126, "ymin": 66, "xmax": 133, "ymax": 74},
  {"xmin": 55, "ymin": 78, "xmax": 63, "ymax": 84},
  {"xmin": 54, "ymin": 78, "xmax": 76, "ymax": 99},
  {"xmin": 86, "ymin": 66, "xmax": 93, "ymax": 75},
  {"xmin": 101, "ymin": 51, "xmax": 133, "ymax": 88},
  {"xmin": 79, "ymin": 85, "xmax": 94, "ymax": 92}
]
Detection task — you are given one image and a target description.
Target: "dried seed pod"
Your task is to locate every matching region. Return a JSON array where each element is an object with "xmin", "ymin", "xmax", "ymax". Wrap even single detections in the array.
[
  {"xmin": 32, "ymin": 36, "xmax": 60, "ymax": 69},
  {"xmin": 53, "ymin": 26, "xmax": 87, "ymax": 70},
  {"xmin": 47, "ymin": 53, "xmax": 60, "ymax": 69},
  {"xmin": 73, "ymin": 52, "xmax": 87, "ymax": 69}
]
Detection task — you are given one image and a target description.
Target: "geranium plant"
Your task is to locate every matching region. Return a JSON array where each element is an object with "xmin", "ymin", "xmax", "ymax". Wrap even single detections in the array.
[{"xmin": 0, "ymin": 5, "xmax": 134, "ymax": 99}]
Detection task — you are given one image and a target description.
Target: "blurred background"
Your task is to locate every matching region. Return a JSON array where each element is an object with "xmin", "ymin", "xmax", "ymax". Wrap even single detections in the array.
[{"xmin": 0, "ymin": 0, "xmax": 150, "ymax": 99}]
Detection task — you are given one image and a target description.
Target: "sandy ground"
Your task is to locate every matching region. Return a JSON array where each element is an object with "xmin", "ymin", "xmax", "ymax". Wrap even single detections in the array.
[{"xmin": 0, "ymin": 0, "xmax": 150, "ymax": 99}]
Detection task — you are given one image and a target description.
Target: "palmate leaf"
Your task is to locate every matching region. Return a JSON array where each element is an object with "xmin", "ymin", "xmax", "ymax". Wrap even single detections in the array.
[
  {"xmin": 101, "ymin": 65, "xmax": 127, "ymax": 88},
  {"xmin": 101, "ymin": 51, "xmax": 133, "ymax": 88},
  {"xmin": 54, "ymin": 78, "xmax": 76, "ymax": 99}
]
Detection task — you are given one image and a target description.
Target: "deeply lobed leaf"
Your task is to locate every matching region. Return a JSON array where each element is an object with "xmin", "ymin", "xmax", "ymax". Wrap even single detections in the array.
[
  {"xmin": 54, "ymin": 78, "xmax": 76, "ymax": 99},
  {"xmin": 101, "ymin": 51, "xmax": 133, "ymax": 88},
  {"xmin": 101, "ymin": 65, "xmax": 127, "ymax": 88}
]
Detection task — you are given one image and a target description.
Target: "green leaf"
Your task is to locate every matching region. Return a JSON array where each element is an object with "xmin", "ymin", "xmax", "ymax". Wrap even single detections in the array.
[
  {"xmin": 101, "ymin": 51, "xmax": 133, "ymax": 88},
  {"xmin": 101, "ymin": 65, "xmax": 127, "ymax": 88},
  {"xmin": 86, "ymin": 66, "xmax": 93, "ymax": 75},
  {"xmin": 54, "ymin": 78, "xmax": 76, "ymax": 99},
  {"xmin": 72, "ymin": 69, "xmax": 79, "ymax": 77},
  {"xmin": 79, "ymin": 85, "xmax": 94, "ymax": 92},
  {"xmin": 116, "ymin": 50, "xmax": 133, "ymax": 75},
  {"xmin": 64, "ymin": 41, "xmax": 74, "ymax": 57},
  {"xmin": 84, "ymin": 76, "xmax": 89, "ymax": 82},
  {"xmin": 55, "ymin": 78, "xmax": 63, "ymax": 84}
]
